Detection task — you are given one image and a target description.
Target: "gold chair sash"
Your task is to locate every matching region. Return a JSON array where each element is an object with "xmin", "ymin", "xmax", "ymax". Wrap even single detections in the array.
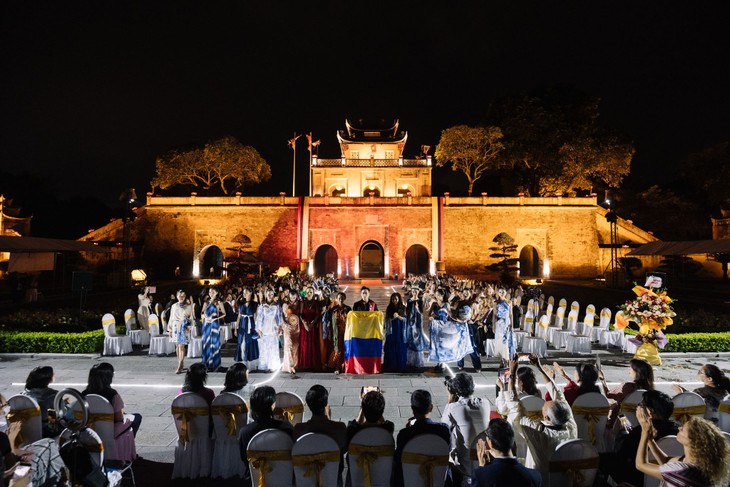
[
  {"xmin": 348, "ymin": 443, "xmax": 394, "ymax": 487},
  {"xmin": 401, "ymin": 451, "xmax": 448, "ymax": 486},
  {"xmin": 274, "ymin": 403, "xmax": 304, "ymax": 423},
  {"xmin": 170, "ymin": 406, "xmax": 210, "ymax": 443},
  {"xmin": 247, "ymin": 449, "xmax": 292, "ymax": 487},
  {"xmin": 673, "ymin": 405, "xmax": 706, "ymax": 424},
  {"xmin": 549, "ymin": 456, "xmax": 599, "ymax": 487},
  {"xmin": 211, "ymin": 404, "xmax": 247, "ymax": 436},
  {"xmin": 525, "ymin": 410, "xmax": 543, "ymax": 421},
  {"xmin": 572, "ymin": 406, "xmax": 610, "ymax": 445},
  {"xmin": 292, "ymin": 451, "xmax": 340, "ymax": 487},
  {"xmin": 6, "ymin": 406, "xmax": 40, "ymax": 447},
  {"xmin": 719, "ymin": 403, "xmax": 730, "ymax": 415},
  {"xmin": 620, "ymin": 403, "xmax": 638, "ymax": 413},
  {"xmin": 74, "ymin": 410, "xmax": 115, "ymax": 429}
]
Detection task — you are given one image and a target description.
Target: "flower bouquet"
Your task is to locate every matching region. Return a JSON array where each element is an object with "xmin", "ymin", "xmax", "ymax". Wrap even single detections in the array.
[{"xmin": 615, "ymin": 276, "xmax": 675, "ymax": 365}]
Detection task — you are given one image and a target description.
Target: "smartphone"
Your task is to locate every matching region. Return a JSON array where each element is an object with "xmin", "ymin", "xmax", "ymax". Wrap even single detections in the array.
[
  {"xmin": 498, "ymin": 367, "xmax": 511, "ymax": 384},
  {"xmin": 148, "ymin": 286, "xmax": 157, "ymax": 294},
  {"xmin": 517, "ymin": 353, "xmax": 531, "ymax": 363},
  {"xmin": 361, "ymin": 386, "xmax": 380, "ymax": 397},
  {"xmin": 618, "ymin": 414, "xmax": 632, "ymax": 433}
]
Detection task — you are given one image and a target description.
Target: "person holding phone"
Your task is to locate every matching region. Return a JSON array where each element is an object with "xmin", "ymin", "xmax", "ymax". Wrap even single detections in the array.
[{"xmin": 345, "ymin": 389, "xmax": 393, "ymax": 447}]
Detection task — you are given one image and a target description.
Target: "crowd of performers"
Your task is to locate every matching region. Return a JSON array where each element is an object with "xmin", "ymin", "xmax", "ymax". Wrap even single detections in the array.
[{"xmin": 143, "ymin": 274, "xmax": 528, "ymax": 375}]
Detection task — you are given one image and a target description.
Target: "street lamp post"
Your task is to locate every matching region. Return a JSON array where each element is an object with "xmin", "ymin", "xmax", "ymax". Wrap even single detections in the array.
[
  {"xmin": 288, "ymin": 132, "xmax": 302, "ymax": 197},
  {"xmin": 119, "ymin": 188, "xmax": 137, "ymax": 287}
]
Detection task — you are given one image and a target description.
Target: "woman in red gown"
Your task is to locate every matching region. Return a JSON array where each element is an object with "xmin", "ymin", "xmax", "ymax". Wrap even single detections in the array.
[{"xmin": 297, "ymin": 287, "xmax": 324, "ymax": 371}]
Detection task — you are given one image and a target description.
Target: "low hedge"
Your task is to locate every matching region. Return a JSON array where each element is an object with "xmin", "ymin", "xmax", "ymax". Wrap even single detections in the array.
[
  {"xmin": 0, "ymin": 329, "xmax": 104, "ymax": 354},
  {"xmin": 662, "ymin": 332, "xmax": 730, "ymax": 353}
]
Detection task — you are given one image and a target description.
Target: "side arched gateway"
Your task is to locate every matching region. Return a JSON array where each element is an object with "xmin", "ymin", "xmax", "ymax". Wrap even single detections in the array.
[
  {"xmin": 359, "ymin": 240, "xmax": 384, "ymax": 278},
  {"xmin": 519, "ymin": 245, "xmax": 540, "ymax": 277},
  {"xmin": 405, "ymin": 244, "xmax": 429, "ymax": 275},
  {"xmin": 199, "ymin": 245, "xmax": 224, "ymax": 278},
  {"xmin": 313, "ymin": 244, "xmax": 338, "ymax": 276}
]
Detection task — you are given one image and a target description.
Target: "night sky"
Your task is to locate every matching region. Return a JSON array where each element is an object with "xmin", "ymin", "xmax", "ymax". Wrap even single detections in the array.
[{"xmin": 2, "ymin": 2, "xmax": 729, "ymax": 231}]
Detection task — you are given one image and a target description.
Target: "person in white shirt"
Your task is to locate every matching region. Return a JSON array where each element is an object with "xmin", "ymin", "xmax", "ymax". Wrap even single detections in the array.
[
  {"xmin": 505, "ymin": 353, "xmax": 577, "ymax": 485},
  {"xmin": 167, "ymin": 290, "xmax": 193, "ymax": 374}
]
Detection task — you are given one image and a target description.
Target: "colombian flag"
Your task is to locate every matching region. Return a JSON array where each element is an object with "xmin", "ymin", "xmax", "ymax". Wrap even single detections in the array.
[{"xmin": 344, "ymin": 311, "xmax": 384, "ymax": 374}]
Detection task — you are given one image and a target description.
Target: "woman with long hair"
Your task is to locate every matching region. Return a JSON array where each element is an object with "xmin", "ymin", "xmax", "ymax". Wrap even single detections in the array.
[
  {"xmin": 297, "ymin": 286, "xmax": 324, "ymax": 371},
  {"xmin": 255, "ymin": 287, "xmax": 283, "ymax": 372},
  {"xmin": 202, "ymin": 287, "xmax": 225, "ymax": 372},
  {"xmin": 180, "ymin": 362, "xmax": 215, "ymax": 404},
  {"xmin": 602, "ymin": 358, "xmax": 654, "ymax": 426},
  {"xmin": 168, "ymin": 289, "xmax": 193, "ymax": 374},
  {"xmin": 636, "ymin": 412, "xmax": 730, "ymax": 486},
  {"xmin": 496, "ymin": 364, "xmax": 542, "ymax": 418},
  {"xmin": 544, "ymin": 362, "xmax": 601, "ymax": 406},
  {"xmin": 327, "ymin": 291, "xmax": 351, "ymax": 373},
  {"xmin": 222, "ymin": 362, "xmax": 249, "ymax": 399},
  {"xmin": 236, "ymin": 287, "xmax": 259, "ymax": 368},
  {"xmin": 672, "ymin": 364, "xmax": 730, "ymax": 424},
  {"xmin": 21, "ymin": 366, "xmax": 59, "ymax": 437},
  {"xmin": 383, "ymin": 292, "xmax": 408, "ymax": 372},
  {"xmin": 405, "ymin": 286, "xmax": 426, "ymax": 370}
]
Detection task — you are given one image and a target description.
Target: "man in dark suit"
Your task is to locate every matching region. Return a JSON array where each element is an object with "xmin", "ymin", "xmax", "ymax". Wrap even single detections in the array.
[
  {"xmin": 293, "ymin": 385, "xmax": 347, "ymax": 451},
  {"xmin": 472, "ymin": 418, "xmax": 542, "ymax": 486},
  {"xmin": 392, "ymin": 389, "xmax": 451, "ymax": 486},
  {"xmin": 352, "ymin": 286, "xmax": 378, "ymax": 311}
]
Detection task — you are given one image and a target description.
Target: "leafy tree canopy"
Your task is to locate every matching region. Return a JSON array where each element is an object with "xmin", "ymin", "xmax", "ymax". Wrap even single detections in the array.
[
  {"xmin": 151, "ymin": 136, "xmax": 271, "ymax": 195},
  {"xmin": 487, "ymin": 86, "xmax": 634, "ymax": 196},
  {"xmin": 435, "ymin": 125, "xmax": 504, "ymax": 196},
  {"xmin": 679, "ymin": 141, "xmax": 730, "ymax": 212}
]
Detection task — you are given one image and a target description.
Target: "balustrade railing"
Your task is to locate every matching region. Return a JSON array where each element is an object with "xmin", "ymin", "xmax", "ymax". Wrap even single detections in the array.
[{"xmin": 312, "ymin": 158, "xmax": 429, "ymax": 167}]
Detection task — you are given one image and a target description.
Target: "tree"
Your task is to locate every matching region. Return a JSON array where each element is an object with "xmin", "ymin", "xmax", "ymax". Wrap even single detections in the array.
[
  {"xmin": 486, "ymin": 232, "xmax": 519, "ymax": 283},
  {"xmin": 487, "ymin": 87, "xmax": 634, "ymax": 196},
  {"xmin": 151, "ymin": 136, "xmax": 271, "ymax": 195},
  {"xmin": 680, "ymin": 141, "xmax": 730, "ymax": 212},
  {"xmin": 435, "ymin": 125, "xmax": 504, "ymax": 196}
]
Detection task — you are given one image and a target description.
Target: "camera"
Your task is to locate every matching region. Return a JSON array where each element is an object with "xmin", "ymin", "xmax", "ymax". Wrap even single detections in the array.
[{"xmin": 517, "ymin": 353, "xmax": 531, "ymax": 363}]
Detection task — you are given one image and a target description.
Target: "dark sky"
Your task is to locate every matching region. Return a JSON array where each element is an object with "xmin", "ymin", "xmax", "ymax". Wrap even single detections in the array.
[{"xmin": 2, "ymin": 2, "xmax": 729, "ymax": 214}]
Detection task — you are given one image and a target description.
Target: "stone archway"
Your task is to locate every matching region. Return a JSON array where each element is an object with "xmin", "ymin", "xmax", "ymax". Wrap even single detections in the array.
[
  {"xmin": 200, "ymin": 245, "xmax": 224, "ymax": 277},
  {"xmin": 405, "ymin": 244, "xmax": 429, "ymax": 275},
  {"xmin": 519, "ymin": 245, "xmax": 540, "ymax": 277},
  {"xmin": 314, "ymin": 244, "xmax": 338, "ymax": 276},
  {"xmin": 359, "ymin": 240, "xmax": 384, "ymax": 278}
]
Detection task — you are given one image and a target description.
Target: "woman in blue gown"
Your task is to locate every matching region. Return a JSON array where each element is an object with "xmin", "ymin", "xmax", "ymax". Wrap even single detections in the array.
[
  {"xmin": 383, "ymin": 292, "xmax": 408, "ymax": 372},
  {"xmin": 405, "ymin": 287, "xmax": 426, "ymax": 369},
  {"xmin": 202, "ymin": 287, "xmax": 225, "ymax": 372},
  {"xmin": 236, "ymin": 287, "xmax": 259, "ymax": 367}
]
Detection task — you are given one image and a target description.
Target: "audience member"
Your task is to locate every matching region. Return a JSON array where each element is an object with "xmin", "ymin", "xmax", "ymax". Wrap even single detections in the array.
[
  {"xmin": 636, "ymin": 410, "xmax": 730, "ymax": 486},
  {"xmin": 179, "ymin": 363, "xmax": 215, "ymax": 405},
  {"xmin": 221, "ymin": 362, "xmax": 249, "ymax": 399},
  {"xmin": 238, "ymin": 386, "xmax": 293, "ymax": 483},
  {"xmin": 21, "ymin": 366, "xmax": 59, "ymax": 438},
  {"xmin": 672, "ymin": 363, "xmax": 730, "ymax": 424},
  {"xmin": 496, "ymin": 365, "xmax": 541, "ymax": 420},
  {"xmin": 345, "ymin": 389, "xmax": 394, "ymax": 446},
  {"xmin": 600, "ymin": 389, "xmax": 678, "ymax": 486},
  {"xmin": 544, "ymin": 362, "xmax": 601, "ymax": 406},
  {"xmin": 442, "ymin": 372, "xmax": 489, "ymax": 486},
  {"xmin": 293, "ymin": 385, "xmax": 347, "ymax": 451},
  {"xmin": 392, "ymin": 389, "xmax": 450, "ymax": 486},
  {"xmin": 472, "ymin": 418, "xmax": 541, "ymax": 486},
  {"xmin": 602, "ymin": 358, "xmax": 654, "ymax": 427},
  {"xmin": 506, "ymin": 354, "xmax": 576, "ymax": 485}
]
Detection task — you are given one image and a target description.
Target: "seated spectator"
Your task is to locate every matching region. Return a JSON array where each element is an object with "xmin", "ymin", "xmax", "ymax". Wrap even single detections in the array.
[
  {"xmin": 81, "ymin": 362, "xmax": 142, "ymax": 462},
  {"xmin": 472, "ymin": 418, "xmax": 541, "ymax": 486},
  {"xmin": 544, "ymin": 362, "xmax": 601, "ymax": 406},
  {"xmin": 178, "ymin": 363, "xmax": 215, "ymax": 405},
  {"xmin": 221, "ymin": 362, "xmax": 250, "ymax": 399},
  {"xmin": 672, "ymin": 363, "xmax": 730, "ymax": 424},
  {"xmin": 496, "ymin": 365, "xmax": 541, "ymax": 420},
  {"xmin": 392, "ymin": 389, "xmax": 450, "ymax": 486},
  {"xmin": 442, "ymin": 372, "xmax": 489, "ymax": 486},
  {"xmin": 345, "ymin": 388, "xmax": 394, "ymax": 447},
  {"xmin": 21, "ymin": 366, "xmax": 60, "ymax": 438},
  {"xmin": 599, "ymin": 389, "xmax": 678, "ymax": 486},
  {"xmin": 636, "ymin": 410, "xmax": 730, "ymax": 486},
  {"xmin": 238, "ymin": 386, "xmax": 293, "ymax": 483},
  {"xmin": 601, "ymin": 358, "xmax": 654, "ymax": 427},
  {"xmin": 293, "ymin": 385, "xmax": 347, "ymax": 451},
  {"xmin": 1, "ymin": 430, "xmax": 65, "ymax": 487},
  {"xmin": 505, "ymin": 354, "xmax": 576, "ymax": 485}
]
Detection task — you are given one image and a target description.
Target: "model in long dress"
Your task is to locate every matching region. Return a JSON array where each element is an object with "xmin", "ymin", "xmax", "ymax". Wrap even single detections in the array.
[
  {"xmin": 493, "ymin": 290, "xmax": 515, "ymax": 364},
  {"xmin": 255, "ymin": 289, "xmax": 283, "ymax": 371},
  {"xmin": 137, "ymin": 287, "xmax": 152, "ymax": 331},
  {"xmin": 327, "ymin": 291, "xmax": 351, "ymax": 373},
  {"xmin": 383, "ymin": 292, "xmax": 408, "ymax": 372},
  {"xmin": 428, "ymin": 288, "xmax": 474, "ymax": 365},
  {"xmin": 236, "ymin": 288, "xmax": 259, "ymax": 366},
  {"xmin": 405, "ymin": 288, "xmax": 426, "ymax": 369},
  {"xmin": 281, "ymin": 289, "xmax": 301, "ymax": 373},
  {"xmin": 298, "ymin": 287, "xmax": 324, "ymax": 371},
  {"xmin": 168, "ymin": 290, "xmax": 193, "ymax": 374},
  {"xmin": 202, "ymin": 287, "xmax": 225, "ymax": 372}
]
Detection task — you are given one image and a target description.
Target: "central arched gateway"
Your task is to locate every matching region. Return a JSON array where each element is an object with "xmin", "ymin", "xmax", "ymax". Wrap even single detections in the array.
[
  {"xmin": 519, "ymin": 245, "xmax": 540, "ymax": 277},
  {"xmin": 314, "ymin": 244, "xmax": 338, "ymax": 276},
  {"xmin": 359, "ymin": 240, "xmax": 384, "ymax": 278},
  {"xmin": 405, "ymin": 244, "xmax": 429, "ymax": 275},
  {"xmin": 200, "ymin": 245, "xmax": 224, "ymax": 277}
]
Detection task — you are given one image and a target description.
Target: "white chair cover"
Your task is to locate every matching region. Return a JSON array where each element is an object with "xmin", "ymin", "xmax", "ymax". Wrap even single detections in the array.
[
  {"xmin": 210, "ymin": 392, "xmax": 248, "ymax": 479},
  {"xmin": 484, "ymin": 339, "xmax": 496, "ymax": 357},
  {"xmin": 521, "ymin": 337, "xmax": 547, "ymax": 358},
  {"xmin": 643, "ymin": 435, "xmax": 684, "ymax": 487},
  {"xmin": 718, "ymin": 396, "xmax": 730, "ymax": 433},
  {"xmin": 102, "ymin": 313, "xmax": 133, "ymax": 356},
  {"xmin": 536, "ymin": 315, "xmax": 550, "ymax": 339},
  {"xmin": 126, "ymin": 309, "xmax": 150, "ymax": 347},
  {"xmin": 548, "ymin": 329, "xmax": 570, "ymax": 349},
  {"xmin": 292, "ymin": 433, "xmax": 341, "ymax": 487},
  {"xmin": 566, "ymin": 310, "xmax": 579, "ymax": 333},
  {"xmin": 558, "ymin": 298, "xmax": 567, "ymax": 309},
  {"xmin": 544, "ymin": 303, "xmax": 554, "ymax": 322},
  {"xmin": 187, "ymin": 322, "xmax": 203, "ymax": 358},
  {"xmin": 124, "ymin": 309, "xmax": 137, "ymax": 329},
  {"xmin": 6, "ymin": 395, "xmax": 42, "ymax": 448},
  {"xmin": 247, "ymin": 429, "xmax": 294, "ymax": 487},
  {"xmin": 547, "ymin": 296, "xmax": 555, "ymax": 308},
  {"xmin": 348, "ymin": 427, "xmax": 394, "ymax": 487},
  {"xmin": 401, "ymin": 433, "xmax": 449, "ymax": 487},
  {"xmin": 553, "ymin": 306, "xmax": 566, "ymax": 328},
  {"xmin": 523, "ymin": 311, "xmax": 535, "ymax": 335},
  {"xmin": 148, "ymin": 314, "xmax": 174, "ymax": 355},
  {"xmin": 671, "ymin": 392, "xmax": 706, "ymax": 424},
  {"xmin": 171, "ymin": 392, "xmax": 213, "ymax": 479},
  {"xmin": 219, "ymin": 323, "xmax": 231, "ymax": 343},
  {"xmin": 59, "ymin": 427, "xmax": 105, "ymax": 473},
  {"xmin": 85, "ymin": 394, "xmax": 137, "ymax": 463},
  {"xmin": 619, "ymin": 389, "xmax": 647, "ymax": 427},
  {"xmin": 599, "ymin": 308, "xmax": 612, "ymax": 328},
  {"xmin": 572, "ymin": 393, "xmax": 609, "ymax": 452},
  {"xmin": 599, "ymin": 330, "xmax": 624, "ymax": 348},
  {"xmin": 273, "ymin": 391, "xmax": 305, "ymax": 426},
  {"xmin": 548, "ymin": 439, "xmax": 599, "ymax": 487},
  {"xmin": 518, "ymin": 395, "xmax": 545, "ymax": 461},
  {"xmin": 513, "ymin": 331, "xmax": 529, "ymax": 348},
  {"xmin": 566, "ymin": 335, "xmax": 591, "ymax": 355}
]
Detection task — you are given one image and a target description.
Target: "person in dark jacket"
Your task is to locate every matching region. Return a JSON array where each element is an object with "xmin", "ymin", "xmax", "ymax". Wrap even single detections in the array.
[{"xmin": 472, "ymin": 418, "xmax": 542, "ymax": 486}]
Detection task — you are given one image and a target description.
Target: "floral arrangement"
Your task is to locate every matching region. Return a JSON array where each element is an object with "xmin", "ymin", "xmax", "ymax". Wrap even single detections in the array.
[{"xmin": 615, "ymin": 276, "xmax": 675, "ymax": 365}]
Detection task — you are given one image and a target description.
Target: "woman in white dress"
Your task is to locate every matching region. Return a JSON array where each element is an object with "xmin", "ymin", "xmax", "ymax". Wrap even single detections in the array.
[
  {"xmin": 493, "ymin": 288, "xmax": 515, "ymax": 366},
  {"xmin": 255, "ymin": 288, "xmax": 283, "ymax": 372},
  {"xmin": 137, "ymin": 286, "xmax": 152, "ymax": 331},
  {"xmin": 167, "ymin": 289, "xmax": 193, "ymax": 374}
]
